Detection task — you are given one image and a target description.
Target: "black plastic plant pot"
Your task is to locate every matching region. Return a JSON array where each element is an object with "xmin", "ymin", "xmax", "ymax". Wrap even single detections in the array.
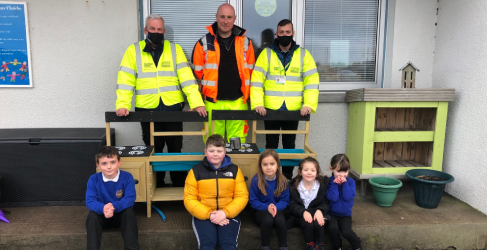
[{"xmin": 406, "ymin": 169, "xmax": 454, "ymax": 209}]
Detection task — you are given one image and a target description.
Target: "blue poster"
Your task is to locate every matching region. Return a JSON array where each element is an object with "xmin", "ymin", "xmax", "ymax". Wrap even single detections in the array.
[{"xmin": 0, "ymin": 2, "xmax": 31, "ymax": 87}]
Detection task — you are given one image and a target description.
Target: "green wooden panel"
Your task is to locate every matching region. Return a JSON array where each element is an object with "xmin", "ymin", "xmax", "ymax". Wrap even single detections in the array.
[
  {"xmin": 362, "ymin": 102, "xmax": 377, "ymax": 174},
  {"xmin": 375, "ymin": 101, "xmax": 439, "ymax": 108},
  {"xmin": 347, "ymin": 102, "xmax": 366, "ymax": 173},
  {"xmin": 374, "ymin": 131, "xmax": 434, "ymax": 142},
  {"xmin": 431, "ymin": 102, "xmax": 449, "ymax": 171}
]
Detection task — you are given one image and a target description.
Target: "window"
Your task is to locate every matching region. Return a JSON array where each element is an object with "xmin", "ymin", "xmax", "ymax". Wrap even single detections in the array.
[
  {"xmin": 302, "ymin": 0, "xmax": 386, "ymax": 90},
  {"xmin": 143, "ymin": 0, "xmax": 386, "ymax": 91},
  {"xmin": 145, "ymin": 0, "xmax": 227, "ymax": 60},
  {"xmin": 242, "ymin": 0, "xmax": 291, "ymax": 59}
]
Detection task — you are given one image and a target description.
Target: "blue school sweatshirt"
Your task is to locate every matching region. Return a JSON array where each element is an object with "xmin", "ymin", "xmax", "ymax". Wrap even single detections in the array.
[
  {"xmin": 85, "ymin": 170, "xmax": 136, "ymax": 215},
  {"xmin": 326, "ymin": 176, "xmax": 356, "ymax": 217},
  {"xmin": 249, "ymin": 174, "xmax": 289, "ymax": 211}
]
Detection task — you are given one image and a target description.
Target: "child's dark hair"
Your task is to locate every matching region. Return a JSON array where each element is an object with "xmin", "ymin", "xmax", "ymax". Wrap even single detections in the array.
[
  {"xmin": 95, "ymin": 146, "xmax": 120, "ymax": 163},
  {"xmin": 257, "ymin": 149, "xmax": 288, "ymax": 196},
  {"xmin": 205, "ymin": 134, "xmax": 226, "ymax": 149},
  {"xmin": 330, "ymin": 154, "xmax": 350, "ymax": 172},
  {"xmin": 293, "ymin": 157, "xmax": 325, "ymax": 189}
]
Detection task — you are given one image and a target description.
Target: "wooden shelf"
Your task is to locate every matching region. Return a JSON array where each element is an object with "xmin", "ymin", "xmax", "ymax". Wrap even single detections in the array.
[
  {"xmin": 375, "ymin": 107, "xmax": 437, "ymax": 132},
  {"xmin": 346, "ymin": 88, "xmax": 455, "ymax": 102},
  {"xmin": 374, "ymin": 131, "xmax": 434, "ymax": 142},
  {"xmin": 373, "ymin": 160, "xmax": 427, "ymax": 168},
  {"xmin": 346, "ymin": 90, "xmax": 453, "ymax": 196},
  {"xmin": 152, "ymin": 187, "xmax": 184, "ymax": 201}
]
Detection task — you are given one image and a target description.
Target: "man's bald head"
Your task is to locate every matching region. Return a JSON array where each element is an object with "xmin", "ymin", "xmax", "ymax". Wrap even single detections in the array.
[
  {"xmin": 215, "ymin": 3, "xmax": 236, "ymax": 38},
  {"xmin": 217, "ymin": 3, "xmax": 235, "ymax": 16}
]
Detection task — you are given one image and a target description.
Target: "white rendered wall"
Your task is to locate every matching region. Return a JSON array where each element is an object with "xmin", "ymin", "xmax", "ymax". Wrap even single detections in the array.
[
  {"xmin": 388, "ymin": 0, "xmax": 437, "ymax": 88},
  {"xmin": 0, "ymin": 0, "xmax": 142, "ymax": 149},
  {"xmin": 431, "ymin": 0, "xmax": 487, "ymax": 215},
  {"xmin": 0, "ymin": 0, "xmax": 348, "ymax": 178}
]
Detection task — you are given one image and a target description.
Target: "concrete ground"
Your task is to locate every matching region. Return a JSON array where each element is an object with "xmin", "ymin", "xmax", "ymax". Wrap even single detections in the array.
[{"xmin": 0, "ymin": 181, "xmax": 486, "ymax": 250}]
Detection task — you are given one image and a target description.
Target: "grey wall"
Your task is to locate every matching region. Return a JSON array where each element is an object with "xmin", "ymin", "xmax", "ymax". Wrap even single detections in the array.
[
  {"xmin": 0, "ymin": 0, "xmax": 140, "ymax": 145},
  {"xmin": 2, "ymin": 0, "xmax": 485, "ymax": 215},
  {"xmin": 432, "ymin": 0, "xmax": 487, "ymax": 215}
]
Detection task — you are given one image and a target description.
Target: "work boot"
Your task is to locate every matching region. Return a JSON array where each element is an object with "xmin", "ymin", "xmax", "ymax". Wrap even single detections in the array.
[
  {"xmin": 261, "ymin": 246, "xmax": 270, "ymax": 250},
  {"xmin": 306, "ymin": 242, "xmax": 315, "ymax": 250}
]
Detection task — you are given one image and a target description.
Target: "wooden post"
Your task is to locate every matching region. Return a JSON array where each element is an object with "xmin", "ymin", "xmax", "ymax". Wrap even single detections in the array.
[
  {"xmin": 150, "ymin": 122, "xmax": 155, "ymax": 146},
  {"xmin": 105, "ymin": 122, "xmax": 111, "ymax": 146},
  {"xmin": 252, "ymin": 120, "xmax": 257, "ymax": 143},
  {"xmin": 304, "ymin": 121, "xmax": 310, "ymax": 146}
]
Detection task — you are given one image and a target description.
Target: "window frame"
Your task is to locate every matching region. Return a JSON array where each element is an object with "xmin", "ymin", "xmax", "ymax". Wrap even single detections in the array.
[
  {"xmin": 297, "ymin": 0, "xmax": 387, "ymax": 91},
  {"xmin": 143, "ymin": 0, "xmax": 388, "ymax": 93}
]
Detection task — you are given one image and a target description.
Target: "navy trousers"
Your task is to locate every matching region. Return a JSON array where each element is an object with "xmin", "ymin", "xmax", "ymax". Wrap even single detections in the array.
[{"xmin": 192, "ymin": 215, "xmax": 241, "ymax": 250}]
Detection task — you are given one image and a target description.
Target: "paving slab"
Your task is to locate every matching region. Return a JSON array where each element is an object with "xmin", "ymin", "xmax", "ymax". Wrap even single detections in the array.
[{"xmin": 0, "ymin": 182, "xmax": 486, "ymax": 250}]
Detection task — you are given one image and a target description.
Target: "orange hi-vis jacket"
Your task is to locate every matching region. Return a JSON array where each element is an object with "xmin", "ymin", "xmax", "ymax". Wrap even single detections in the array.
[{"xmin": 192, "ymin": 23, "xmax": 255, "ymax": 103}]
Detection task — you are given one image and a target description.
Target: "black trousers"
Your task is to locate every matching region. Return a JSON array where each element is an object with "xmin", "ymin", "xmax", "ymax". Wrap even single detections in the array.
[
  {"xmin": 252, "ymin": 210, "xmax": 288, "ymax": 247},
  {"xmin": 294, "ymin": 211, "xmax": 325, "ymax": 243},
  {"xmin": 264, "ymin": 120, "xmax": 299, "ymax": 180},
  {"xmin": 135, "ymin": 99, "xmax": 187, "ymax": 187},
  {"xmin": 326, "ymin": 215, "xmax": 361, "ymax": 249},
  {"xmin": 86, "ymin": 208, "xmax": 139, "ymax": 250}
]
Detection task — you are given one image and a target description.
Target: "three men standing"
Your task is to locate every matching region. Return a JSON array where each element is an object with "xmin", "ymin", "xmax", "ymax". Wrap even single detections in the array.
[
  {"xmin": 115, "ymin": 6, "xmax": 319, "ymax": 182},
  {"xmin": 192, "ymin": 3, "xmax": 255, "ymax": 143},
  {"xmin": 115, "ymin": 14, "xmax": 206, "ymax": 187},
  {"xmin": 251, "ymin": 19, "xmax": 319, "ymax": 179}
]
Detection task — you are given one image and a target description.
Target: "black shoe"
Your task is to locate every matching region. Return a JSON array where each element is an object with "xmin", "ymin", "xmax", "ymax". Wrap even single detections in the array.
[
  {"xmin": 306, "ymin": 242, "xmax": 315, "ymax": 250},
  {"xmin": 315, "ymin": 242, "xmax": 326, "ymax": 250},
  {"xmin": 278, "ymin": 247, "xmax": 289, "ymax": 250},
  {"xmin": 261, "ymin": 246, "xmax": 270, "ymax": 250}
]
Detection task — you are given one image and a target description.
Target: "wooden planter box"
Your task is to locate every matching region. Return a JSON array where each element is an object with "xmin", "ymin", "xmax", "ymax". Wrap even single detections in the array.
[{"xmin": 345, "ymin": 88, "xmax": 455, "ymax": 196}]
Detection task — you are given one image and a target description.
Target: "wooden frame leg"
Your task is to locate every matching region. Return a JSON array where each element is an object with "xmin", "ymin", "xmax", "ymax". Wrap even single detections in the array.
[{"xmin": 361, "ymin": 179, "xmax": 367, "ymax": 197}]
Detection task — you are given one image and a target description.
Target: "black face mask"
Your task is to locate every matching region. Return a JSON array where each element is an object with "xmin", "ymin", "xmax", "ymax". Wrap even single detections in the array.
[
  {"xmin": 277, "ymin": 35, "xmax": 293, "ymax": 47},
  {"xmin": 147, "ymin": 32, "xmax": 164, "ymax": 45}
]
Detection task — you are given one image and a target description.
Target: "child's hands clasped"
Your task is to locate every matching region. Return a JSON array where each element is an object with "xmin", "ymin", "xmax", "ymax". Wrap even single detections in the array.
[
  {"xmin": 303, "ymin": 211, "xmax": 313, "ymax": 223},
  {"xmin": 267, "ymin": 203, "xmax": 277, "ymax": 217},
  {"xmin": 333, "ymin": 176, "xmax": 347, "ymax": 185},
  {"xmin": 313, "ymin": 209, "xmax": 325, "ymax": 226},
  {"xmin": 103, "ymin": 203, "xmax": 114, "ymax": 218},
  {"xmin": 210, "ymin": 210, "xmax": 228, "ymax": 225}
]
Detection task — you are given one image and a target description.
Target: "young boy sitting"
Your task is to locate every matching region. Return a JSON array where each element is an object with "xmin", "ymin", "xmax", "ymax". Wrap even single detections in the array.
[
  {"xmin": 85, "ymin": 146, "xmax": 139, "ymax": 250},
  {"xmin": 184, "ymin": 134, "xmax": 249, "ymax": 250}
]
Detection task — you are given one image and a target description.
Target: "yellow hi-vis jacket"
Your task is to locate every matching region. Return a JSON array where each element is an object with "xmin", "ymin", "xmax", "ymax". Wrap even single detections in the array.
[
  {"xmin": 250, "ymin": 47, "xmax": 319, "ymax": 112},
  {"xmin": 116, "ymin": 40, "xmax": 204, "ymax": 110}
]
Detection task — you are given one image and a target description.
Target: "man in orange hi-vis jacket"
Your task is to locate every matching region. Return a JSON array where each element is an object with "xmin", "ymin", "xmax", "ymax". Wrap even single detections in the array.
[{"xmin": 192, "ymin": 3, "xmax": 255, "ymax": 143}]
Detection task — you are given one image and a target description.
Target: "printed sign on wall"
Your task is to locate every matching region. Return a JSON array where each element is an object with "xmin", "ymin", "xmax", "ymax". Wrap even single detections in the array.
[{"xmin": 0, "ymin": 2, "xmax": 32, "ymax": 87}]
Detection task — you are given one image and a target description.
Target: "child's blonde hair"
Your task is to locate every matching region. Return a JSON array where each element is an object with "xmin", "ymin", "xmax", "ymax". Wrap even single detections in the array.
[
  {"xmin": 257, "ymin": 149, "xmax": 288, "ymax": 196},
  {"xmin": 330, "ymin": 154, "xmax": 350, "ymax": 172}
]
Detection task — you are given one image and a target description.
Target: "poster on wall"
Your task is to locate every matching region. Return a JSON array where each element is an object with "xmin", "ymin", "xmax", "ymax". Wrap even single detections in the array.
[{"xmin": 0, "ymin": 2, "xmax": 32, "ymax": 87}]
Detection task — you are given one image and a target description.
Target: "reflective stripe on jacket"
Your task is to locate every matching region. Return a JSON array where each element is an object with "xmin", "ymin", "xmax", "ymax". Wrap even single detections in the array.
[
  {"xmin": 184, "ymin": 157, "xmax": 249, "ymax": 220},
  {"xmin": 250, "ymin": 47, "xmax": 319, "ymax": 112},
  {"xmin": 116, "ymin": 40, "xmax": 204, "ymax": 110},
  {"xmin": 192, "ymin": 23, "xmax": 255, "ymax": 103}
]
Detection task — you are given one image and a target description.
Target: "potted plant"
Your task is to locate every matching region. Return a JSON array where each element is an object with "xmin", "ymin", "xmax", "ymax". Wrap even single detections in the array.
[
  {"xmin": 369, "ymin": 177, "xmax": 403, "ymax": 207},
  {"xmin": 406, "ymin": 169, "xmax": 454, "ymax": 209}
]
